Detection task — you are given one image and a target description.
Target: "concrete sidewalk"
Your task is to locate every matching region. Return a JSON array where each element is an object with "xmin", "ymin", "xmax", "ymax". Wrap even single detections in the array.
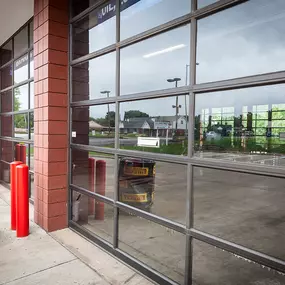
[{"xmin": 0, "ymin": 185, "xmax": 154, "ymax": 285}]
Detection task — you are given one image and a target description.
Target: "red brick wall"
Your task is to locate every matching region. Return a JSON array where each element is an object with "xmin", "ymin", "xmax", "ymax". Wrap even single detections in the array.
[{"xmin": 33, "ymin": 0, "xmax": 68, "ymax": 232}]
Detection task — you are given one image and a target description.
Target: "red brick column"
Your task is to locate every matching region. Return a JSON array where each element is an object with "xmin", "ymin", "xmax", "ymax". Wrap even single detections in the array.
[{"xmin": 33, "ymin": 0, "xmax": 68, "ymax": 232}]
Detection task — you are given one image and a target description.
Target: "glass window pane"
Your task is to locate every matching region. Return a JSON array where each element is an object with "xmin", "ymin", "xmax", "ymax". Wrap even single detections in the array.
[
  {"xmin": 194, "ymin": 167, "xmax": 285, "ymax": 260},
  {"xmin": 14, "ymin": 84, "xmax": 29, "ymax": 111},
  {"xmin": 71, "ymin": 0, "xmax": 96, "ymax": 17},
  {"xmin": 197, "ymin": 0, "xmax": 285, "ymax": 83},
  {"xmin": 29, "ymin": 21, "xmax": 34, "ymax": 47},
  {"xmin": 29, "ymin": 144, "xmax": 34, "ymax": 171},
  {"xmin": 14, "ymin": 26, "xmax": 28, "ymax": 58},
  {"xmin": 30, "ymin": 112, "xmax": 34, "ymax": 140},
  {"xmin": 72, "ymin": 150, "xmax": 114, "ymax": 199},
  {"xmin": 120, "ymin": 0, "xmax": 190, "ymax": 40},
  {"xmin": 30, "ymin": 51, "xmax": 34, "ymax": 78},
  {"xmin": 1, "ymin": 162, "xmax": 10, "ymax": 184},
  {"xmin": 72, "ymin": 191, "xmax": 113, "ymax": 243},
  {"xmin": 30, "ymin": 172, "xmax": 34, "ymax": 198},
  {"xmin": 0, "ymin": 140, "xmax": 14, "ymax": 162},
  {"xmin": 14, "ymin": 54, "xmax": 28, "ymax": 84},
  {"xmin": 72, "ymin": 0, "xmax": 116, "ymax": 59},
  {"xmin": 120, "ymin": 96, "xmax": 189, "ymax": 156},
  {"xmin": 194, "ymin": 85, "xmax": 285, "ymax": 168},
  {"xmin": 193, "ymin": 240, "xmax": 285, "ymax": 285},
  {"xmin": 30, "ymin": 81, "xmax": 34, "ymax": 109},
  {"xmin": 0, "ymin": 64, "xmax": 12, "ymax": 90},
  {"xmin": 121, "ymin": 25, "xmax": 190, "ymax": 95},
  {"xmin": 14, "ymin": 113, "xmax": 28, "ymax": 139},
  {"xmin": 118, "ymin": 209, "xmax": 185, "ymax": 284},
  {"xmin": 118, "ymin": 157, "xmax": 187, "ymax": 224},
  {"xmin": 1, "ymin": 90, "xmax": 12, "ymax": 113},
  {"xmin": 0, "ymin": 40, "xmax": 12, "ymax": 66},
  {"xmin": 72, "ymin": 52, "xmax": 115, "ymax": 102},
  {"xmin": 1, "ymin": 115, "xmax": 12, "ymax": 137},
  {"xmin": 197, "ymin": 0, "xmax": 217, "ymax": 9},
  {"xmin": 72, "ymin": 104, "xmax": 116, "ymax": 147}
]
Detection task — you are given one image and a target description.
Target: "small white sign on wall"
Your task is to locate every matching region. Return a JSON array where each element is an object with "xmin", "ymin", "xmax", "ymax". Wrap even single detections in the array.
[
  {"xmin": 137, "ymin": 137, "xmax": 160, "ymax": 148},
  {"xmin": 72, "ymin": 131, "xmax": 77, "ymax": 138}
]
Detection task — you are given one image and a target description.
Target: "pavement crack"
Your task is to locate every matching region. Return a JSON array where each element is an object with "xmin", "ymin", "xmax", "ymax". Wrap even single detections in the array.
[
  {"xmin": 123, "ymin": 272, "xmax": 137, "ymax": 284},
  {"xmin": 1, "ymin": 258, "xmax": 78, "ymax": 285}
]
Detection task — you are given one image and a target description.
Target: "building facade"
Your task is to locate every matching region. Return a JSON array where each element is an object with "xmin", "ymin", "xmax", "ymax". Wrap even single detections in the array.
[{"xmin": 1, "ymin": 0, "xmax": 285, "ymax": 284}]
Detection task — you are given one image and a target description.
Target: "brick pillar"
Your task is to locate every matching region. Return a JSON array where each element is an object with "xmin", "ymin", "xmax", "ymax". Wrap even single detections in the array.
[{"xmin": 33, "ymin": 0, "xmax": 68, "ymax": 232}]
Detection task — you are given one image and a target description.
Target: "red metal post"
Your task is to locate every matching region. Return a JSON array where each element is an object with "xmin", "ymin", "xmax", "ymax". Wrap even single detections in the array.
[
  {"xmin": 10, "ymin": 161, "xmax": 22, "ymax": 230},
  {"xmin": 88, "ymin": 158, "xmax": 96, "ymax": 215},
  {"xmin": 16, "ymin": 164, "xmax": 29, "ymax": 237},
  {"xmin": 95, "ymin": 160, "xmax": 106, "ymax": 220},
  {"xmin": 20, "ymin": 144, "xmax": 27, "ymax": 164},
  {"xmin": 15, "ymin": 144, "xmax": 21, "ymax": 161}
]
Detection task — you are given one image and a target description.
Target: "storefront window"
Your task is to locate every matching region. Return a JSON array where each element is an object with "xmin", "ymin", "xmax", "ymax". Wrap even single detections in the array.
[
  {"xmin": 120, "ymin": 25, "xmax": 190, "ymax": 95},
  {"xmin": 196, "ymin": 0, "xmax": 285, "ymax": 83},
  {"xmin": 195, "ymin": 85, "xmax": 285, "ymax": 168}
]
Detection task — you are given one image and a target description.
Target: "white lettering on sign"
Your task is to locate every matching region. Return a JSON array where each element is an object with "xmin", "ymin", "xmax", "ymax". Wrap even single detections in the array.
[{"xmin": 137, "ymin": 137, "xmax": 160, "ymax": 148}]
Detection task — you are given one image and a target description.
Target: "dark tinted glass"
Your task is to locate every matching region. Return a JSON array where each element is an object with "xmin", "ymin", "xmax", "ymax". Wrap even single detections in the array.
[
  {"xmin": 120, "ymin": 0, "xmax": 190, "ymax": 40},
  {"xmin": 29, "ymin": 51, "xmax": 34, "ymax": 78},
  {"xmin": 0, "ymin": 40, "xmax": 12, "ymax": 66},
  {"xmin": 72, "ymin": 0, "xmax": 97, "ymax": 17},
  {"xmin": 72, "ymin": 0, "xmax": 116, "ymax": 59},
  {"xmin": 1, "ymin": 162, "xmax": 10, "ymax": 184},
  {"xmin": 72, "ymin": 52, "xmax": 115, "ymax": 102},
  {"xmin": 120, "ymin": 25, "xmax": 190, "ymax": 95},
  {"xmin": 197, "ymin": 0, "xmax": 217, "ymax": 9},
  {"xmin": 193, "ymin": 240, "xmax": 285, "ymax": 285},
  {"xmin": 29, "ymin": 144, "xmax": 34, "ymax": 171},
  {"xmin": 120, "ymin": 96, "xmax": 189, "ymax": 156},
  {"xmin": 14, "ymin": 26, "xmax": 28, "ymax": 58},
  {"xmin": 14, "ymin": 54, "xmax": 29, "ymax": 84},
  {"xmin": 14, "ymin": 113, "xmax": 28, "ymax": 139},
  {"xmin": 118, "ymin": 156, "xmax": 187, "ymax": 224},
  {"xmin": 29, "ymin": 21, "xmax": 34, "ymax": 47},
  {"xmin": 118, "ymin": 209, "xmax": 185, "ymax": 284},
  {"xmin": 72, "ymin": 104, "xmax": 116, "ymax": 147},
  {"xmin": 197, "ymin": 0, "xmax": 285, "ymax": 83},
  {"xmin": 194, "ymin": 85, "xmax": 285, "ymax": 167},
  {"xmin": 194, "ymin": 167, "xmax": 285, "ymax": 260},
  {"xmin": 1, "ymin": 90, "xmax": 12, "ymax": 113},
  {"xmin": 0, "ymin": 140, "xmax": 14, "ymax": 162},
  {"xmin": 72, "ymin": 191, "xmax": 113, "ymax": 243},
  {"xmin": 0, "ymin": 64, "xmax": 12, "ymax": 90},
  {"xmin": 72, "ymin": 149, "xmax": 114, "ymax": 199},
  {"xmin": 14, "ymin": 84, "xmax": 29, "ymax": 111},
  {"xmin": 30, "ymin": 173, "xmax": 34, "ymax": 197},
  {"xmin": 1, "ymin": 115, "xmax": 12, "ymax": 137}
]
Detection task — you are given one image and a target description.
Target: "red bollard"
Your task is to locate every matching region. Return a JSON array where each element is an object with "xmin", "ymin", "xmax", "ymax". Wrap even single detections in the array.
[
  {"xmin": 15, "ymin": 144, "xmax": 21, "ymax": 161},
  {"xmin": 10, "ymin": 161, "xmax": 23, "ymax": 230},
  {"xmin": 16, "ymin": 164, "xmax": 29, "ymax": 237},
  {"xmin": 20, "ymin": 145, "xmax": 26, "ymax": 164},
  {"xmin": 95, "ymin": 160, "xmax": 106, "ymax": 220},
  {"xmin": 88, "ymin": 158, "xmax": 95, "ymax": 215}
]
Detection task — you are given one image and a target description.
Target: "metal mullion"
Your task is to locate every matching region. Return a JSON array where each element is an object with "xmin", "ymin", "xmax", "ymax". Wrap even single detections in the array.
[
  {"xmin": 71, "ymin": 96, "xmax": 116, "ymax": 107},
  {"xmin": 193, "ymin": 71, "xmax": 285, "ymax": 94},
  {"xmin": 70, "ymin": 184, "xmax": 114, "ymax": 206},
  {"xmin": 193, "ymin": 0, "xmax": 246, "ymax": 19},
  {"xmin": 116, "ymin": 201, "xmax": 186, "ymax": 235},
  {"xmin": 184, "ymin": 235, "xmax": 193, "ymax": 285},
  {"xmin": 113, "ymin": 0, "xmax": 120, "ymax": 249},
  {"xmin": 192, "ymin": 0, "xmax": 197, "ymax": 11},
  {"xmin": 71, "ymin": 44, "xmax": 116, "ymax": 66},
  {"xmin": 118, "ymin": 13, "xmax": 191, "ymax": 49},
  {"xmin": 189, "ymin": 157, "xmax": 285, "ymax": 179},
  {"xmin": 71, "ymin": 143, "xmax": 117, "ymax": 155},
  {"xmin": 1, "ymin": 108, "xmax": 34, "ymax": 116},
  {"xmin": 0, "ymin": 136, "xmax": 32, "ymax": 144},
  {"xmin": 190, "ymin": 228, "xmax": 285, "ymax": 274}
]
